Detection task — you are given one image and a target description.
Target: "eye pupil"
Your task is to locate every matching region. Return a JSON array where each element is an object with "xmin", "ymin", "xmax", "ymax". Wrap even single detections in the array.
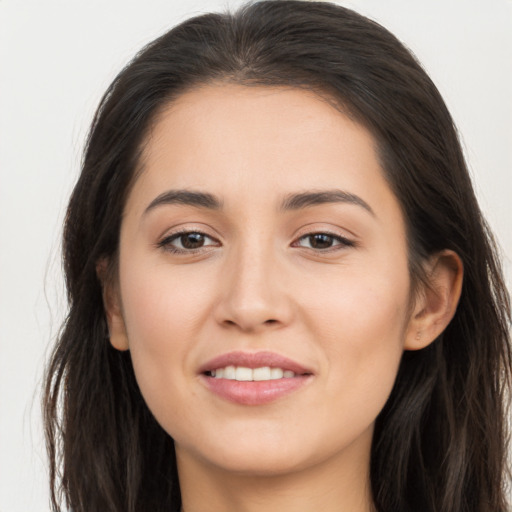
[
  {"xmin": 309, "ymin": 234, "xmax": 333, "ymax": 249},
  {"xmin": 181, "ymin": 232, "xmax": 205, "ymax": 249}
]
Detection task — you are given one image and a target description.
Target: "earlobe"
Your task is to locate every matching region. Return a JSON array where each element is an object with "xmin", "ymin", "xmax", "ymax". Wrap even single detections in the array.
[
  {"xmin": 96, "ymin": 259, "xmax": 130, "ymax": 352},
  {"xmin": 106, "ymin": 308, "xmax": 130, "ymax": 352},
  {"xmin": 404, "ymin": 250, "xmax": 463, "ymax": 351}
]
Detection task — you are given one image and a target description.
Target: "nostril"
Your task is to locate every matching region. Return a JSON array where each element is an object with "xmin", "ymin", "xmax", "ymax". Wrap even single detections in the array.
[{"xmin": 220, "ymin": 315, "xmax": 283, "ymax": 331}]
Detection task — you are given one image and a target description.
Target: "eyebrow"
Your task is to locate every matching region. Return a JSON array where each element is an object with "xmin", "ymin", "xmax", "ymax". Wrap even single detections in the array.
[
  {"xmin": 143, "ymin": 188, "xmax": 374, "ymax": 216},
  {"xmin": 144, "ymin": 190, "xmax": 223, "ymax": 215},
  {"xmin": 280, "ymin": 190, "xmax": 375, "ymax": 216}
]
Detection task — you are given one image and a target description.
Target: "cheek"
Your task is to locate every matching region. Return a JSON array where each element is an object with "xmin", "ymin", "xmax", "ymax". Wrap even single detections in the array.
[
  {"xmin": 301, "ymin": 259, "xmax": 410, "ymax": 344},
  {"xmin": 121, "ymin": 257, "xmax": 214, "ymax": 341},
  {"xmin": 300, "ymin": 265, "xmax": 410, "ymax": 418},
  {"xmin": 118, "ymin": 260, "xmax": 214, "ymax": 419}
]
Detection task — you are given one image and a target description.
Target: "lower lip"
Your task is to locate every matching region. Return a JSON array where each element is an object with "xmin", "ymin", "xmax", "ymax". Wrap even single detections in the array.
[{"xmin": 200, "ymin": 375, "xmax": 312, "ymax": 405}]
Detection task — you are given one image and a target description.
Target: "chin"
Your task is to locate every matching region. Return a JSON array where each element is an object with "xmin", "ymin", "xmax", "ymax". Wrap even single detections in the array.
[
  {"xmin": 174, "ymin": 421, "xmax": 351, "ymax": 479},
  {"xmin": 196, "ymin": 442, "xmax": 314, "ymax": 477}
]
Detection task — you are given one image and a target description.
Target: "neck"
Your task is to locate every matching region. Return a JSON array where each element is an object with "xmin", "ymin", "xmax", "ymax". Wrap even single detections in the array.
[{"xmin": 177, "ymin": 431, "xmax": 375, "ymax": 512}]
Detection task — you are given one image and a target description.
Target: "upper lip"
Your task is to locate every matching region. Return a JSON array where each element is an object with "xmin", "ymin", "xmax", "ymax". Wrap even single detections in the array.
[{"xmin": 198, "ymin": 351, "xmax": 313, "ymax": 375}]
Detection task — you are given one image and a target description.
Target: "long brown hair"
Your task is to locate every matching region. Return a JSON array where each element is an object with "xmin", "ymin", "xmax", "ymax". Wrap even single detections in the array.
[{"xmin": 43, "ymin": 1, "xmax": 511, "ymax": 511}]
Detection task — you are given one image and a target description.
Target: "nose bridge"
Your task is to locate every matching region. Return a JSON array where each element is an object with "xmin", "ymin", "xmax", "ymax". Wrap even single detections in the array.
[{"xmin": 217, "ymin": 231, "xmax": 292, "ymax": 331}]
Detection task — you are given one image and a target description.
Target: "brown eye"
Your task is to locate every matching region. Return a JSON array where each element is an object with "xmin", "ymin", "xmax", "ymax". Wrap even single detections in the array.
[
  {"xmin": 158, "ymin": 231, "xmax": 219, "ymax": 253},
  {"xmin": 307, "ymin": 234, "xmax": 335, "ymax": 249},
  {"xmin": 295, "ymin": 232, "xmax": 354, "ymax": 251},
  {"xmin": 180, "ymin": 232, "xmax": 206, "ymax": 249}
]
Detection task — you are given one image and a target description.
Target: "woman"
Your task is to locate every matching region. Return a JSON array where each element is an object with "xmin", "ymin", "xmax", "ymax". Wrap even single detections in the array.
[{"xmin": 43, "ymin": 1, "xmax": 511, "ymax": 511}]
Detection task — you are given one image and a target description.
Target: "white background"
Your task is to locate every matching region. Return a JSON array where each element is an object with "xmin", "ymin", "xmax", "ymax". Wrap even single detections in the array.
[{"xmin": 1, "ymin": 1, "xmax": 511, "ymax": 510}]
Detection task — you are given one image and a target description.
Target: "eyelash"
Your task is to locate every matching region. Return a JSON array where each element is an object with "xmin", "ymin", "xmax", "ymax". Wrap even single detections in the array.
[
  {"xmin": 157, "ymin": 229, "xmax": 356, "ymax": 255},
  {"xmin": 156, "ymin": 229, "xmax": 219, "ymax": 254},
  {"xmin": 292, "ymin": 232, "xmax": 355, "ymax": 252}
]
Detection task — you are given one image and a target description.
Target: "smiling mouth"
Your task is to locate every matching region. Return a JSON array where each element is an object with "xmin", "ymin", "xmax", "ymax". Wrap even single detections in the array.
[{"xmin": 200, "ymin": 351, "xmax": 313, "ymax": 405}]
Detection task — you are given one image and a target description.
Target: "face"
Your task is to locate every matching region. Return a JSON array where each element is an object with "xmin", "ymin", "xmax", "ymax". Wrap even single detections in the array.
[{"xmin": 109, "ymin": 84, "xmax": 419, "ymax": 478}]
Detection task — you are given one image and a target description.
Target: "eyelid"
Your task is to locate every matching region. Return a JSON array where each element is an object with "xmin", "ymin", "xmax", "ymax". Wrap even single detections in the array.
[
  {"xmin": 155, "ymin": 222, "xmax": 222, "ymax": 244},
  {"xmin": 291, "ymin": 220, "xmax": 358, "ymax": 238},
  {"xmin": 296, "ymin": 233, "xmax": 352, "ymax": 245}
]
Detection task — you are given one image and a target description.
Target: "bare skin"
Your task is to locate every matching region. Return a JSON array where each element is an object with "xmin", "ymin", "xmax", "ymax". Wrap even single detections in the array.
[{"xmin": 103, "ymin": 84, "xmax": 463, "ymax": 512}]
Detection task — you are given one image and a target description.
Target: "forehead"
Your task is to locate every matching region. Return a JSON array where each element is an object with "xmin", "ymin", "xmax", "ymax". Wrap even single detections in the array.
[
  {"xmin": 127, "ymin": 84, "xmax": 400, "ymax": 222},
  {"xmin": 144, "ymin": 84, "xmax": 372, "ymax": 176}
]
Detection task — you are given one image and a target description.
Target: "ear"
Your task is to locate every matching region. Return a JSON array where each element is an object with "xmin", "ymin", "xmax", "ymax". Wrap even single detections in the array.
[
  {"xmin": 404, "ymin": 250, "xmax": 463, "ymax": 351},
  {"xmin": 96, "ymin": 258, "xmax": 129, "ymax": 352}
]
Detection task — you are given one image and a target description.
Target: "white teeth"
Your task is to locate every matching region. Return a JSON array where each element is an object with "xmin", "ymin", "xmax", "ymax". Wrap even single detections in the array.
[
  {"xmin": 235, "ymin": 367, "xmax": 253, "ymax": 381},
  {"xmin": 224, "ymin": 365, "xmax": 236, "ymax": 379},
  {"xmin": 209, "ymin": 366, "xmax": 296, "ymax": 381},
  {"xmin": 253, "ymin": 366, "xmax": 271, "ymax": 381},
  {"xmin": 270, "ymin": 367, "xmax": 284, "ymax": 379}
]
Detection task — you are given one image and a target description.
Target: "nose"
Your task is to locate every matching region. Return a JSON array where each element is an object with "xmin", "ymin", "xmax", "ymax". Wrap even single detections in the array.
[{"xmin": 214, "ymin": 242, "xmax": 294, "ymax": 333}]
